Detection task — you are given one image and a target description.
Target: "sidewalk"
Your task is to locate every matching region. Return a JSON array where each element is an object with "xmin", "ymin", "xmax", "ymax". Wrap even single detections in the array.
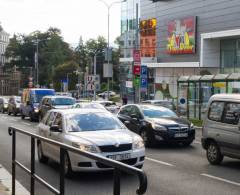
[{"xmin": 0, "ymin": 164, "xmax": 29, "ymax": 195}]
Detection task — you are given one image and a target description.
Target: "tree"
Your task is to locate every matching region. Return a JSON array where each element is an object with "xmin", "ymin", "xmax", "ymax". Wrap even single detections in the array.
[
  {"xmin": 5, "ymin": 27, "xmax": 73, "ymax": 87},
  {"xmin": 53, "ymin": 61, "xmax": 79, "ymax": 91}
]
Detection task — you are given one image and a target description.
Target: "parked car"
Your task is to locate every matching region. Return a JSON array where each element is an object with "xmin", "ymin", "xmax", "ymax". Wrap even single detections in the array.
[
  {"xmin": 93, "ymin": 100, "xmax": 120, "ymax": 114},
  {"xmin": 20, "ymin": 88, "xmax": 55, "ymax": 121},
  {"xmin": 0, "ymin": 97, "xmax": 9, "ymax": 113},
  {"xmin": 37, "ymin": 109, "xmax": 145, "ymax": 175},
  {"xmin": 39, "ymin": 96, "xmax": 76, "ymax": 120},
  {"xmin": 142, "ymin": 100, "xmax": 176, "ymax": 111},
  {"xmin": 7, "ymin": 96, "xmax": 21, "ymax": 116},
  {"xmin": 72, "ymin": 102, "xmax": 106, "ymax": 110},
  {"xmin": 98, "ymin": 91, "xmax": 116, "ymax": 98},
  {"xmin": 202, "ymin": 94, "xmax": 240, "ymax": 165},
  {"xmin": 117, "ymin": 104, "xmax": 195, "ymax": 147}
]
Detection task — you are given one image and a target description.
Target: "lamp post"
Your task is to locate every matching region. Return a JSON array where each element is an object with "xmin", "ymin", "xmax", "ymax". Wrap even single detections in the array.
[
  {"xmin": 98, "ymin": 0, "xmax": 126, "ymax": 99},
  {"xmin": 34, "ymin": 37, "xmax": 50, "ymax": 87}
]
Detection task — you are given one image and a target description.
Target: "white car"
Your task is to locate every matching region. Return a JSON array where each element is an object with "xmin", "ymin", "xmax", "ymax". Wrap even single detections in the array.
[
  {"xmin": 98, "ymin": 91, "xmax": 116, "ymax": 97},
  {"xmin": 93, "ymin": 100, "xmax": 120, "ymax": 114},
  {"xmin": 37, "ymin": 109, "xmax": 145, "ymax": 175}
]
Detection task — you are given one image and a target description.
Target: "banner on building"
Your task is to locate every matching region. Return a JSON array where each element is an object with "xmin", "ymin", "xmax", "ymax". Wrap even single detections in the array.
[
  {"xmin": 140, "ymin": 18, "xmax": 157, "ymax": 57},
  {"xmin": 167, "ymin": 16, "xmax": 196, "ymax": 54}
]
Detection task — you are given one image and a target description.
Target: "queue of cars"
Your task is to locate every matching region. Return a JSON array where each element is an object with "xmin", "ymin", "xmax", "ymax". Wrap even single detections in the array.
[{"xmin": 6, "ymin": 90, "xmax": 240, "ymax": 174}]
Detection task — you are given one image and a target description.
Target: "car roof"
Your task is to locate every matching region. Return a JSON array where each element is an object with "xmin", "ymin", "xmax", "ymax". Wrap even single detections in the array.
[
  {"xmin": 142, "ymin": 100, "xmax": 171, "ymax": 103},
  {"xmin": 210, "ymin": 94, "xmax": 240, "ymax": 102},
  {"xmin": 50, "ymin": 108, "xmax": 109, "ymax": 115},
  {"xmin": 43, "ymin": 95, "xmax": 74, "ymax": 99},
  {"xmin": 123, "ymin": 104, "xmax": 171, "ymax": 110}
]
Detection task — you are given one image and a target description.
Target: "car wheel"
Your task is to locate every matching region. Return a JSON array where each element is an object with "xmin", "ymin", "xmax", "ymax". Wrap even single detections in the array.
[
  {"xmin": 2, "ymin": 108, "xmax": 5, "ymax": 113},
  {"xmin": 21, "ymin": 113, "xmax": 25, "ymax": 119},
  {"xmin": 8, "ymin": 110, "xmax": 11, "ymax": 115},
  {"xmin": 140, "ymin": 129, "xmax": 156, "ymax": 147},
  {"xmin": 30, "ymin": 113, "xmax": 34, "ymax": 122},
  {"xmin": 14, "ymin": 109, "xmax": 17, "ymax": 116},
  {"xmin": 206, "ymin": 141, "xmax": 223, "ymax": 165},
  {"xmin": 37, "ymin": 142, "xmax": 48, "ymax": 164},
  {"xmin": 64, "ymin": 153, "xmax": 73, "ymax": 177}
]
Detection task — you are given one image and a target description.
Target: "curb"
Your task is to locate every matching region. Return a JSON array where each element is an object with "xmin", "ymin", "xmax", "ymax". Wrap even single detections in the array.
[{"xmin": 0, "ymin": 164, "xmax": 29, "ymax": 195}]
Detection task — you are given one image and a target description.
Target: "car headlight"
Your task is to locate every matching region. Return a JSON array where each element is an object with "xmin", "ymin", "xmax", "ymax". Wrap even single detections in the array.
[
  {"xmin": 133, "ymin": 136, "xmax": 145, "ymax": 149},
  {"xmin": 72, "ymin": 143, "xmax": 100, "ymax": 153},
  {"xmin": 152, "ymin": 123, "xmax": 167, "ymax": 131},
  {"xmin": 4, "ymin": 104, "xmax": 8, "ymax": 108},
  {"xmin": 34, "ymin": 108, "xmax": 39, "ymax": 113},
  {"xmin": 190, "ymin": 123, "xmax": 194, "ymax": 129}
]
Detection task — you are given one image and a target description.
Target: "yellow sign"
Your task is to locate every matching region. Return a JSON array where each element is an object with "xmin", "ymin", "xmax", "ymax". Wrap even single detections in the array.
[{"xmin": 213, "ymin": 82, "xmax": 225, "ymax": 88}]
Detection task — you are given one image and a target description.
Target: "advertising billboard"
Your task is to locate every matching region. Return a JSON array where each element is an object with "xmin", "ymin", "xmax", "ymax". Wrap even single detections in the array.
[
  {"xmin": 140, "ymin": 18, "xmax": 157, "ymax": 57},
  {"xmin": 167, "ymin": 16, "xmax": 196, "ymax": 54}
]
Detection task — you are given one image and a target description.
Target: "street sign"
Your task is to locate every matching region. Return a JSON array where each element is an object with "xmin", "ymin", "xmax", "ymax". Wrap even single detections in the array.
[
  {"xmin": 133, "ymin": 49, "xmax": 141, "ymax": 63},
  {"xmin": 134, "ymin": 75, "xmax": 140, "ymax": 87},
  {"xmin": 103, "ymin": 63, "xmax": 113, "ymax": 78},
  {"xmin": 126, "ymin": 81, "xmax": 133, "ymax": 88},
  {"xmin": 86, "ymin": 75, "xmax": 100, "ymax": 91},
  {"xmin": 141, "ymin": 65, "xmax": 148, "ymax": 78},
  {"xmin": 140, "ymin": 78, "xmax": 148, "ymax": 92},
  {"xmin": 133, "ymin": 65, "xmax": 141, "ymax": 75}
]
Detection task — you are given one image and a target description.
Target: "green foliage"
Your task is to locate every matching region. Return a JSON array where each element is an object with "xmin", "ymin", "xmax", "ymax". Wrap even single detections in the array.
[
  {"xmin": 189, "ymin": 118, "xmax": 203, "ymax": 127},
  {"xmin": 109, "ymin": 96, "xmax": 121, "ymax": 103},
  {"xmin": 53, "ymin": 61, "xmax": 79, "ymax": 91}
]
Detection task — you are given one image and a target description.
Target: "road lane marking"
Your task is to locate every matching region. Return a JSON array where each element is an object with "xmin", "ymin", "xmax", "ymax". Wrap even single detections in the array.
[
  {"xmin": 22, "ymin": 122, "xmax": 32, "ymax": 126},
  {"xmin": 201, "ymin": 173, "xmax": 240, "ymax": 187},
  {"xmin": 146, "ymin": 157, "xmax": 175, "ymax": 167}
]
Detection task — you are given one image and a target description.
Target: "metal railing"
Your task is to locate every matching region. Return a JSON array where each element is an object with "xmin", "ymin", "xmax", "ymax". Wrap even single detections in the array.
[{"xmin": 8, "ymin": 126, "xmax": 148, "ymax": 195}]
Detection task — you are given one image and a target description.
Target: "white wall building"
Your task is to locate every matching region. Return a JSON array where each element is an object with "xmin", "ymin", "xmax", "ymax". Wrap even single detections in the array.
[{"xmin": 0, "ymin": 24, "xmax": 10, "ymax": 66}]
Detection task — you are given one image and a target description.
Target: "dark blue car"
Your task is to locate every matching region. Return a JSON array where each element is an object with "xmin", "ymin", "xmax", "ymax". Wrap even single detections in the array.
[{"xmin": 20, "ymin": 88, "xmax": 55, "ymax": 121}]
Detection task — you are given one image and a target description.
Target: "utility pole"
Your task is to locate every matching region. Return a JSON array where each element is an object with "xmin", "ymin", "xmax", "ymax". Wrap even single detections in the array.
[
  {"xmin": 34, "ymin": 39, "xmax": 39, "ymax": 87},
  {"xmin": 94, "ymin": 54, "xmax": 97, "ymax": 101}
]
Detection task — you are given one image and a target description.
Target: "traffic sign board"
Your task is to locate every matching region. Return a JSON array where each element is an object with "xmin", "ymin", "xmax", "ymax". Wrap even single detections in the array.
[
  {"xmin": 133, "ymin": 65, "xmax": 141, "ymax": 75},
  {"xmin": 141, "ymin": 65, "xmax": 148, "ymax": 78}
]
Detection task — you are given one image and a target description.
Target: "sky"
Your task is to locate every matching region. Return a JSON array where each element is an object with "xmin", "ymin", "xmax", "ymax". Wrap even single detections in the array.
[{"xmin": 0, "ymin": 0, "xmax": 122, "ymax": 46}]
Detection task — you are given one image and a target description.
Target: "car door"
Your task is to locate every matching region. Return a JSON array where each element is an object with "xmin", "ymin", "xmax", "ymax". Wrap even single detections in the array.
[
  {"xmin": 49, "ymin": 113, "xmax": 64, "ymax": 161},
  {"xmin": 118, "ymin": 105, "xmax": 133, "ymax": 127},
  {"xmin": 40, "ymin": 111, "xmax": 57, "ymax": 158},
  {"xmin": 128, "ymin": 106, "xmax": 142, "ymax": 134},
  {"xmin": 220, "ymin": 102, "xmax": 240, "ymax": 157}
]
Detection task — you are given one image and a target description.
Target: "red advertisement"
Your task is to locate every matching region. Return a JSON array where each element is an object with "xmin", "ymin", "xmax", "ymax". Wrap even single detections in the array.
[{"xmin": 167, "ymin": 16, "xmax": 196, "ymax": 54}]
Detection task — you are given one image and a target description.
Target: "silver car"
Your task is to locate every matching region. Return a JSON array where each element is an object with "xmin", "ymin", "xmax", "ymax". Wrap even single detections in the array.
[{"xmin": 37, "ymin": 109, "xmax": 145, "ymax": 175}]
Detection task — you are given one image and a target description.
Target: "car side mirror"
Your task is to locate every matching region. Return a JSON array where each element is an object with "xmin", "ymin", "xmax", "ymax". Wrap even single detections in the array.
[
  {"xmin": 50, "ymin": 125, "xmax": 62, "ymax": 132},
  {"xmin": 124, "ymin": 121, "xmax": 131, "ymax": 126}
]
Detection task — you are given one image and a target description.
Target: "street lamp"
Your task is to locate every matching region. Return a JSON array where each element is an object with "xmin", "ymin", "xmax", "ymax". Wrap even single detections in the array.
[
  {"xmin": 98, "ymin": 0, "xmax": 126, "ymax": 99},
  {"xmin": 33, "ymin": 37, "xmax": 50, "ymax": 87}
]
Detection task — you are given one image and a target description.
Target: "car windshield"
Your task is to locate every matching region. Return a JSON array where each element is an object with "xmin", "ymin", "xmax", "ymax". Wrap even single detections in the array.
[
  {"xmin": 142, "ymin": 106, "xmax": 177, "ymax": 118},
  {"xmin": 53, "ymin": 98, "xmax": 75, "ymax": 105},
  {"xmin": 67, "ymin": 112, "xmax": 124, "ymax": 132}
]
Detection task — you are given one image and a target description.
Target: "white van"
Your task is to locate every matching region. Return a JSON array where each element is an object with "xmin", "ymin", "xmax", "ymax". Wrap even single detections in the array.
[{"xmin": 202, "ymin": 94, "xmax": 240, "ymax": 165}]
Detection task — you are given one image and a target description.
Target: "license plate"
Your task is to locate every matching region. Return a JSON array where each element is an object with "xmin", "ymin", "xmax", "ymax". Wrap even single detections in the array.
[
  {"xmin": 107, "ymin": 153, "xmax": 131, "ymax": 161},
  {"xmin": 174, "ymin": 133, "xmax": 188, "ymax": 138}
]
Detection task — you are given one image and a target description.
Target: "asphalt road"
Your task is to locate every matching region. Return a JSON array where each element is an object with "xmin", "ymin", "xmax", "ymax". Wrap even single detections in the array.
[{"xmin": 0, "ymin": 113, "xmax": 240, "ymax": 195}]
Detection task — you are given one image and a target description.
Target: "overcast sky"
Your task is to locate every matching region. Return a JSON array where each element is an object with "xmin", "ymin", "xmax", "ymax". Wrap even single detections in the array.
[{"xmin": 0, "ymin": 0, "xmax": 122, "ymax": 45}]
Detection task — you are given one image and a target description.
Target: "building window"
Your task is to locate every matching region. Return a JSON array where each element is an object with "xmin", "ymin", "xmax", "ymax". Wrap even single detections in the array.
[{"xmin": 221, "ymin": 39, "xmax": 240, "ymax": 73}]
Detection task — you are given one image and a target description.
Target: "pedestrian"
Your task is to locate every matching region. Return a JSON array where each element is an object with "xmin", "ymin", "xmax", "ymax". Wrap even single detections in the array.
[{"xmin": 122, "ymin": 95, "xmax": 128, "ymax": 105}]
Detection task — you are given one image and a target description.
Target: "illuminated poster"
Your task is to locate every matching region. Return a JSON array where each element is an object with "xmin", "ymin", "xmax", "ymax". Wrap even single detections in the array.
[
  {"xmin": 167, "ymin": 16, "xmax": 196, "ymax": 54},
  {"xmin": 140, "ymin": 18, "xmax": 156, "ymax": 57}
]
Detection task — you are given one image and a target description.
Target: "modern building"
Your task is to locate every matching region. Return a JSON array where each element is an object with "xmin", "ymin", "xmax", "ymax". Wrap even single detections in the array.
[
  {"xmin": 0, "ymin": 24, "xmax": 10, "ymax": 66},
  {"xmin": 119, "ymin": 0, "xmax": 140, "ymax": 100},
  {"xmin": 120, "ymin": 0, "xmax": 240, "ymax": 102}
]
